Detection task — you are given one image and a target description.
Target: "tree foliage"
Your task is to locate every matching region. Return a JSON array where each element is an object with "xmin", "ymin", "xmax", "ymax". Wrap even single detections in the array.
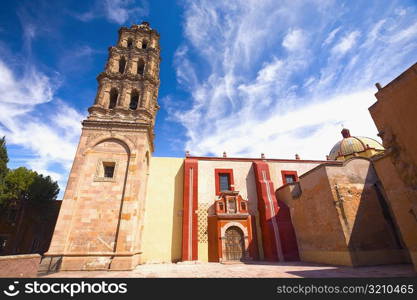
[
  {"xmin": 27, "ymin": 174, "xmax": 59, "ymax": 203},
  {"xmin": 0, "ymin": 137, "xmax": 60, "ymax": 205},
  {"xmin": 0, "ymin": 167, "xmax": 36, "ymax": 204},
  {"xmin": 0, "ymin": 136, "xmax": 8, "ymax": 193}
]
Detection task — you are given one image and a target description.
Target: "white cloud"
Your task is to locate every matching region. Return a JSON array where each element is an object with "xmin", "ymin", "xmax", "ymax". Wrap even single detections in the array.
[
  {"xmin": 74, "ymin": 0, "xmax": 149, "ymax": 25},
  {"xmin": 104, "ymin": 0, "xmax": 148, "ymax": 24},
  {"xmin": 168, "ymin": 0, "xmax": 417, "ymax": 160},
  {"xmin": 0, "ymin": 60, "xmax": 52, "ymax": 107},
  {"xmin": 322, "ymin": 27, "xmax": 341, "ymax": 46},
  {"xmin": 0, "ymin": 58, "xmax": 83, "ymax": 193},
  {"xmin": 282, "ymin": 28, "xmax": 306, "ymax": 51},
  {"xmin": 331, "ymin": 30, "xmax": 360, "ymax": 55},
  {"xmin": 180, "ymin": 87, "xmax": 378, "ymax": 159},
  {"xmin": 389, "ymin": 21, "xmax": 417, "ymax": 44},
  {"xmin": 394, "ymin": 7, "xmax": 407, "ymax": 16},
  {"xmin": 257, "ymin": 59, "xmax": 284, "ymax": 83}
]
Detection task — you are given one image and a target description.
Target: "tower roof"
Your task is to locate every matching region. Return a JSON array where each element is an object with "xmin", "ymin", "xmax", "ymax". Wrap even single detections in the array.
[{"xmin": 328, "ymin": 128, "xmax": 384, "ymax": 160}]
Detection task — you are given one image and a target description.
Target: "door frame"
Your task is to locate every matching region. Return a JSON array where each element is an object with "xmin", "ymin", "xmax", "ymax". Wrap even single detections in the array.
[{"xmin": 220, "ymin": 222, "xmax": 250, "ymax": 262}]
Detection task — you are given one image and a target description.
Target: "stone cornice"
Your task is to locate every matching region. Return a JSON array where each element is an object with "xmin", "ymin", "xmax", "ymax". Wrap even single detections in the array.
[
  {"xmin": 118, "ymin": 25, "xmax": 160, "ymax": 37},
  {"xmin": 96, "ymin": 72, "xmax": 160, "ymax": 86},
  {"xmin": 87, "ymin": 105, "xmax": 155, "ymax": 121},
  {"xmin": 82, "ymin": 119, "xmax": 155, "ymax": 153},
  {"xmin": 109, "ymin": 46, "xmax": 160, "ymax": 58},
  {"xmin": 82, "ymin": 119, "xmax": 151, "ymax": 130}
]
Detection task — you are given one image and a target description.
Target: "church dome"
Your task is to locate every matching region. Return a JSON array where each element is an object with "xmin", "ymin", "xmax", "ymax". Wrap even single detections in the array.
[{"xmin": 328, "ymin": 128, "xmax": 385, "ymax": 160}]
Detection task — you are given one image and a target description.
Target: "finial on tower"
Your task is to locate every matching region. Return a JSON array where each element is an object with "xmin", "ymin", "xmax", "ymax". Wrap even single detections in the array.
[
  {"xmin": 341, "ymin": 128, "xmax": 351, "ymax": 138},
  {"xmin": 223, "ymin": 152, "xmax": 227, "ymax": 158}
]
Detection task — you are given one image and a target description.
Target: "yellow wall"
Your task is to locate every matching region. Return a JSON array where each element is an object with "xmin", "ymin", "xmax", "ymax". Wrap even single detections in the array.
[
  {"xmin": 198, "ymin": 243, "xmax": 208, "ymax": 262},
  {"xmin": 141, "ymin": 157, "xmax": 184, "ymax": 263}
]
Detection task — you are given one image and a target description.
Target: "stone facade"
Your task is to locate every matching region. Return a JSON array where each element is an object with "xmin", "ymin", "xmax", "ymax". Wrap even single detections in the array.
[
  {"xmin": 42, "ymin": 23, "xmax": 416, "ymax": 273},
  {"xmin": 44, "ymin": 22, "xmax": 160, "ymax": 271},
  {"xmin": 369, "ymin": 62, "xmax": 417, "ymax": 271},
  {"xmin": 0, "ymin": 254, "xmax": 41, "ymax": 278},
  {"xmin": 180, "ymin": 157, "xmax": 329, "ymax": 264},
  {"xmin": 276, "ymin": 158, "xmax": 409, "ymax": 266}
]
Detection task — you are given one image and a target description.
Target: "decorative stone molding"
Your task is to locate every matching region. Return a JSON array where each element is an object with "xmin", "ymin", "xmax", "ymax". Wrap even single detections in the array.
[
  {"xmin": 83, "ymin": 133, "xmax": 135, "ymax": 156},
  {"xmin": 94, "ymin": 158, "xmax": 120, "ymax": 182}
]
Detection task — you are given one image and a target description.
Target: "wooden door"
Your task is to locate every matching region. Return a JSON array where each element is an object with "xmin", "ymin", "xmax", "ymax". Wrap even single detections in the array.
[{"xmin": 225, "ymin": 226, "xmax": 244, "ymax": 261}]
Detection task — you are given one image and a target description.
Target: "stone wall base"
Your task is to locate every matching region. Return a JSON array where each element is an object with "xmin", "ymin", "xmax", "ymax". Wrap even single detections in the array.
[
  {"xmin": 350, "ymin": 249, "xmax": 410, "ymax": 266},
  {"xmin": 300, "ymin": 249, "xmax": 409, "ymax": 267},
  {"xmin": 41, "ymin": 253, "xmax": 142, "ymax": 271},
  {"xmin": 300, "ymin": 250, "xmax": 353, "ymax": 266},
  {"xmin": 0, "ymin": 254, "xmax": 41, "ymax": 278},
  {"xmin": 409, "ymin": 251, "xmax": 417, "ymax": 272}
]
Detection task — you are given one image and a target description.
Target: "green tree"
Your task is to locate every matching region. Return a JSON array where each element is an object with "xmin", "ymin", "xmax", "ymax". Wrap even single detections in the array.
[
  {"xmin": 0, "ymin": 139, "xmax": 60, "ymax": 206},
  {"xmin": 27, "ymin": 174, "xmax": 59, "ymax": 203},
  {"xmin": 0, "ymin": 167, "xmax": 59, "ymax": 205},
  {"xmin": 0, "ymin": 136, "xmax": 9, "ymax": 192},
  {"xmin": 0, "ymin": 167, "xmax": 36, "ymax": 204}
]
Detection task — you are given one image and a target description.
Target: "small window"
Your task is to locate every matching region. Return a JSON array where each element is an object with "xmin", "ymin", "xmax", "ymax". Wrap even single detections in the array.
[
  {"xmin": 129, "ymin": 90, "xmax": 139, "ymax": 110},
  {"xmin": 219, "ymin": 173, "xmax": 230, "ymax": 191},
  {"xmin": 95, "ymin": 160, "xmax": 117, "ymax": 182},
  {"xmin": 142, "ymin": 40, "xmax": 148, "ymax": 49},
  {"xmin": 285, "ymin": 174, "xmax": 296, "ymax": 184},
  {"xmin": 104, "ymin": 163, "xmax": 115, "ymax": 178},
  {"xmin": 119, "ymin": 56, "xmax": 126, "ymax": 73},
  {"xmin": 281, "ymin": 170, "xmax": 298, "ymax": 185},
  {"xmin": 109, "ymin": 88, "xmax": 118, "ymax": 109},
  {"xmin": 137, "ymin": 59, "xmax": 145, "ymax": 75},
  {"xmin": 241, "ymin": 202, "xmax": 246, "ymax": 211},
  {"xmin": 127, "ymin": 38, "xmax": 133, "ymax": 49}
]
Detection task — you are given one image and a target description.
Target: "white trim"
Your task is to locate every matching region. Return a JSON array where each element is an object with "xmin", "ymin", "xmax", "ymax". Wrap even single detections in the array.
[{"xmin": 220, "ymin": 221, "xmax": 248, "ymax": 237}]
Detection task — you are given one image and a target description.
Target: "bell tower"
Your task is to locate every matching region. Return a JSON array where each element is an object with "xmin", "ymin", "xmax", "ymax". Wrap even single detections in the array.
[{"xmin": 44, "ymin": 22, "xmax": 161, "ymax": 271}]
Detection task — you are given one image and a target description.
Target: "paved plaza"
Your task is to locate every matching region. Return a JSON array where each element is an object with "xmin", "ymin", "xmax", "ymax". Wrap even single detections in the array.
[{"xmin": 42, "ymin": 262, "xmax": 416, "ymax": 278}]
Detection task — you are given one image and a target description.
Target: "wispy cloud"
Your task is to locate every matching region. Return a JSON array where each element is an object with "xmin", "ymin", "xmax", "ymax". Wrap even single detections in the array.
[
  {"xmin": 167, "ymin": 0, "xmax": 417, "ymax": 159},
  {"xmin": 0, "ymin": 8, "xmax": 84, "ymax": 192},
  {"xmin": 322, "ymin": 27, "xmax": 341, "ymax": 46},
  {"xmin": 282, "ymin": 28, "xmax": 307, "ymax": 51},
  {"xmin": 0, "ymin": 58, "xmax": 83, "ymax": 189},
  {"xmin": 73, "ymin": 0, "xmax": 149, "ymax": 25},
  {"xmin": 331, "ymin": 30, "xmax": 360, "ymax": 56}
]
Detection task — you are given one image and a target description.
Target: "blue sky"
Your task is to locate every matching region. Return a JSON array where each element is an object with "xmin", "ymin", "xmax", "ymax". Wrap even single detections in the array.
[{"xmin": 0, "ymin": 0, "xmax": 416, "ymax": 196}]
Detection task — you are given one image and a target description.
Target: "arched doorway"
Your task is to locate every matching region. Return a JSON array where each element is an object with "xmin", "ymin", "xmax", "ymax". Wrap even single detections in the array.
[{"xmin": 225, "ymin": 226, "xmax": 244, "ymax": 261}]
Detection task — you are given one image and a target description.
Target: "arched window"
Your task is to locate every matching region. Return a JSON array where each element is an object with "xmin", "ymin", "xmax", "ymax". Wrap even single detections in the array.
[
  {"xmin": 129, "ymin": 90, "xmax": 139, "ymax": 110},
  {"xmin": 142, "ymin": 40, "xmax": 148, "ymax": 49},
  {"xmin": 109, "ymin": 88, "xmax": 118, "ymax": 109},
  {"xmin": 119, "ymin": 56, "xmax": 126, "ymax": 74},
  {"xmin": 127, "ymin": 38, "xmax": 133, "ymax": 49},
  {"xmin": 137, "ymin": 59, "xmax": 145, "ymax": 75}
]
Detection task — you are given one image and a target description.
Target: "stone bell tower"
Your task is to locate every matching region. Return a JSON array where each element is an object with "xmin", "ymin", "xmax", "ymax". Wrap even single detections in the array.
[{"xmin": 44, "ymin": 22, "xmax": 160, "ymax": 271}]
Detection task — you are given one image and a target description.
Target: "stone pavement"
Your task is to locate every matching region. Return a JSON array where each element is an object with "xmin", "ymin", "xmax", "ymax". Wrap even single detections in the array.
[{"xmin": 41, "ymin": 262, "xmax": 416, "ymax": 278}]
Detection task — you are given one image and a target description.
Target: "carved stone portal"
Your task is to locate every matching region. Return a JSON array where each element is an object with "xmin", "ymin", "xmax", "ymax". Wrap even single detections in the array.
[{"xmin": 211, "ymin": 191, "xmax": 253, "ymax": 262}]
